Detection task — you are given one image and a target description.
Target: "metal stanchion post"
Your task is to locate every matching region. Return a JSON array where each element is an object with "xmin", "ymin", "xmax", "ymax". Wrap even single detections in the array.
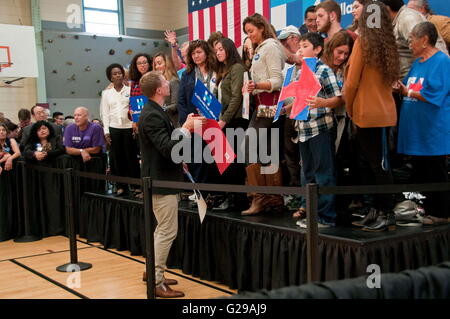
[
  {"xmin": 306, "ymin": 183, "xmax": 320, "ymax": 283},
  {"xmin": 56, "ymin": 168, "xmax": 92, "ymax": 272},
  {"xmin": 143, "ymin": 177, "xmax": 156, "ymax": 299},
  {"xmin": 14, "ymin": 161, "xmax": 42, "ymax": 243}
]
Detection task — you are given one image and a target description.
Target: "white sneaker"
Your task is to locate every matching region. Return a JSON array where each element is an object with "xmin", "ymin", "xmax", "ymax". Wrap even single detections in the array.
[
  {"xmin": 296, "ymin": 219, "xmax": 332, "ymax": 229},
  {"xmin": 188, "ymin": 193, "xmax": 196, "ymax": 201}
]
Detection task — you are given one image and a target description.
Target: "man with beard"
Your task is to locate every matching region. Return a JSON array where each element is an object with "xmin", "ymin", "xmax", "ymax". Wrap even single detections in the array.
[{"xmin": 315, "ymin": 0, "xmax": 358, "ymax": 42}]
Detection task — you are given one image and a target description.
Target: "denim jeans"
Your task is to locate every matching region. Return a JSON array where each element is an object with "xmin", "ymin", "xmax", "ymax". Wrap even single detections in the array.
[{"xmin": 299, "ymin": 129, "xmax": 337, "ymax": 225}]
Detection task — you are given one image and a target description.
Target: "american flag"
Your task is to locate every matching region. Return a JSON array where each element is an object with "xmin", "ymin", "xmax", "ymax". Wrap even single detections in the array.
[{"xmin": 188, "ymin": 0, "xmax": 270, "ymax": 48}]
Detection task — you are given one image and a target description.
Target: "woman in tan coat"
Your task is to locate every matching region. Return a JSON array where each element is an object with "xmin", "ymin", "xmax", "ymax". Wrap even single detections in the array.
[{"xmin": 344, "ymin": 1, "xmax": 400, "ymax": 232}]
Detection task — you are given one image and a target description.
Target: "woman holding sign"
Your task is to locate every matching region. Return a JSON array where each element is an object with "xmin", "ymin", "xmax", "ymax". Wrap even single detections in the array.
[
  {"xmin": 396, "ymin": 22, "xmax": 450, "ymax": 225},
  {"xmin": 100, "ymin": 63, "xmax": 140, "ymax": 196},
  {"xmin": 177, "ymin": 40, "xmax": 218, "ymax": 189},
  {"xmin": 241, "ymin": 13, "xmax": 285, "ymax": 216}
]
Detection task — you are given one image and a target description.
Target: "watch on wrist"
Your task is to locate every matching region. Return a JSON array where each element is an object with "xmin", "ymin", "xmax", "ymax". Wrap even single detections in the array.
[{"xmin": 80, "ymin": 149, "xmax": 84, "ymax": 154}]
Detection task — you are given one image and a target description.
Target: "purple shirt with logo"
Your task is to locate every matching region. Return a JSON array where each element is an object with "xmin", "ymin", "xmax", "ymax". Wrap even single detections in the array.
[{"xmin": 63, "ymin": 122, "xmax": 105, "ymax": 150}]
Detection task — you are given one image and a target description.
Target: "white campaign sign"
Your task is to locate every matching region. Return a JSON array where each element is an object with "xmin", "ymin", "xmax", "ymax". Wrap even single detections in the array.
[{"xmin": 0, "ymin": 24, "xmax": 38, "ymax": 78}]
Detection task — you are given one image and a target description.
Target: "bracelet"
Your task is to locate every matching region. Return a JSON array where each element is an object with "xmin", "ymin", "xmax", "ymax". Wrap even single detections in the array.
[{"xmin": 407, "ymin": 89, "xmax": 413, "ymax": 98}]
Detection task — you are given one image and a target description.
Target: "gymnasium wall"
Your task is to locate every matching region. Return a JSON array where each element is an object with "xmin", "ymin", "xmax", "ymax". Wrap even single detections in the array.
[
  {"xmin": 41, "ymin": 0, "xmax": 188, "ymax": 119},
  {"xmin": 0, "ymin": 0, "xmax": 37, "ymax": 123},
  {"xmin": 0, "ymin": 0, "xmax": 188, "ymax": 122}
]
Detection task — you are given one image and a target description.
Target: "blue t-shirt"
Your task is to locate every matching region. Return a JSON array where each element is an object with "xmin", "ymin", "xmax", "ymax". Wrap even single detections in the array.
[
  {"xmin": 63, "ymin": 122, "xmax": 105, "ymax": 150},
  {"xmin": 397, "ymin": 51, "xmax": 450, "ymax": 156}
]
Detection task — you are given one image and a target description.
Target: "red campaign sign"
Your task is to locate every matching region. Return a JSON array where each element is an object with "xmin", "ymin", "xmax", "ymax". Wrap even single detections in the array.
[
  {"xmin": 409, "ymin": 82, "xmax": 423, "ymax": 92},
  {"xmin": 194, "ymin": 119, "xmax": 236, "ymax": 175},
  {"xmin": 277, "ymin": 60, "xmax": 321, "ymax": 120}
]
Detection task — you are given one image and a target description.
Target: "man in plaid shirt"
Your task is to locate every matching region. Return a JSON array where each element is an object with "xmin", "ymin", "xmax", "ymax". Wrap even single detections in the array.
[{"xmin": 293, "ymin": 33, "xmax": 343, "ymax": 228}]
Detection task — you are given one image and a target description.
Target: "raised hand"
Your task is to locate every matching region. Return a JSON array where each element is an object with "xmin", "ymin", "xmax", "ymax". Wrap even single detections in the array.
[{"xmin": 164, "ymin": 30, "xmax": 178, "ymax": 47}]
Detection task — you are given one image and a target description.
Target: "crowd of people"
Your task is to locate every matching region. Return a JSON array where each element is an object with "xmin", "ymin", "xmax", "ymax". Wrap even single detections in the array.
[{"xmin": 1, "ymin": 0, "xmax": 449, "ymax": 298}]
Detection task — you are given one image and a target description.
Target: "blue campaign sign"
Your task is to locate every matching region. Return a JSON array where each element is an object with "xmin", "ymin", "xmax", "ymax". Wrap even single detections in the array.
[
  {"xmin": 191, "ymin": 79, "xmax": 222, "ymax": 121},
  {"xmin": 294, "ymin": 106, "xmax": 310, "ymax": 121},
  {"xmin": 275, "ymin": 0, "xmax": 450, "ymax": 32},
  {"xmin": 274, "ymin": 65, "xmax": 296, "ymax": 122},
  {"xmin": 130, "ymin": 95, "xmax": 148, "ymax": 123}
]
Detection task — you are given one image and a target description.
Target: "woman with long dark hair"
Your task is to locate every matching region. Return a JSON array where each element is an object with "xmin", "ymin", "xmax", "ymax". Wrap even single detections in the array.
[
  {"xmin": 344, "ymin": 1, "xmax": 400, "ymax": 232},
  {"xmin": 177, "ymin": 40, "xmax": 218, "ymax": 187},
  {"xmin": 128, "ymin": 53, "xmax": 153, "ymax": 129},
  {"xmin": 212, "ymin": 37, "xmax": 248, "ymax": 210},
  {"xmin": 241, "ymin": 13, "xmax": 285, "ymax": 216}
]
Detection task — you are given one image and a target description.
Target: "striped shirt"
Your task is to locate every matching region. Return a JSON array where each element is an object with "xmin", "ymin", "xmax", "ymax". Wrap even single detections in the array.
[{"xmin": 295, "ymin": 61, "xmax": 341, "ymax": 142}]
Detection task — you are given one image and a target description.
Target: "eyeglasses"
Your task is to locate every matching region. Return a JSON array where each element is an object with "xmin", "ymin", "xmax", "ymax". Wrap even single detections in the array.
[{"xmin": 137, "ymin": 61, "xmax": 149, "ymax": 66}]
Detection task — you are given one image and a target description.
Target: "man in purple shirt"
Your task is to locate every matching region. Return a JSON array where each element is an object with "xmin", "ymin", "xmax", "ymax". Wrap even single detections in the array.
[{"xmin": 64, "ymin": 107, "xmax": 105, "ymax": 162}]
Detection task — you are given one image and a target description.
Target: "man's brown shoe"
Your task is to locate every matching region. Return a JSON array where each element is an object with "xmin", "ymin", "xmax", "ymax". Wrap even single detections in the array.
[
  {"xmin": 142, "ymin": 272, "xmax": 178, "ymax": 285},
  {"xmin": 155, "ymin": 283, "xmax": 185, "ymax": 298}
]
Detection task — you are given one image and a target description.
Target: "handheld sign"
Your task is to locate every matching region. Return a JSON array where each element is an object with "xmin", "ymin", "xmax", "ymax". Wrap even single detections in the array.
[
  {"xmin": 191, "ymin": 79, "xmax": 222, "ymax": 121},
  {"xmin": 193, "ymin": 119, "xmax": 236, "ymax": 175},
  {"xmin": 290, "ymin": 59, "xmax": 321, "ymax": 120},
  {"xmin": 274, "ymin": 65, "xmax": 296, "ymax": 122},
  {"xmin": 242, "ymin": 72, "xmax": 250, "ymax": 120},
  {"xmin": 130, "ymin": 95, "xmax": 148, "ymax": 123}
]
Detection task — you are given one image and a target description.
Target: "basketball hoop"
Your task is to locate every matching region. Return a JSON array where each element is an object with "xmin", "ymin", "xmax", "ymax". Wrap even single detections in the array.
[{"xmin": 0, "ymin": 46, "xmax": 12, "ymax": 72}]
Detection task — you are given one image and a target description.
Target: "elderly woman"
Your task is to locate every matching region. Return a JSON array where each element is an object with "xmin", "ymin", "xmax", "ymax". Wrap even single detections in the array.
[
  {"xmin": 23, "ymin": 121, "xmax": 65, "ymax": 164},
  {"xmin": 397, "ymin": 21, "xmax": 450, "ymax": 226},
  {"xmin": 0, "ymin": 123, "xmax": 21, "ymax": 175}
]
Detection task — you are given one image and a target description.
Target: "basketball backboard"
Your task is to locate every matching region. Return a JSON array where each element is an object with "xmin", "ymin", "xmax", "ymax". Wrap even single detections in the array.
[{"xmin": 0, "ymin": 24, "xmax": 38, "ymax": 78}]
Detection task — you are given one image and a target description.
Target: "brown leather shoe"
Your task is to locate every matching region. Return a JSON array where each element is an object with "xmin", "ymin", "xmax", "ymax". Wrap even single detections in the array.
[
  {"xmin": 155, "ymin": 283, "xmax": 185, "ymax": 298},
  {"xmin": 163, "ymin": 278, "xmax": 178, "ymax": 285},
  {"xmin": 242, "ymin": 164, "xmax": 267, "ymax": 215},
  {"xmin": 143, "ymin": 272, "xmax": 178, "ymax": 285},
  {"xmin": 264, "ymin": 167, "xmax": 285, "ymax": 210},
  {"xmin": 242, "ymin": 195, "xmax": 265, "ymax": 215}
]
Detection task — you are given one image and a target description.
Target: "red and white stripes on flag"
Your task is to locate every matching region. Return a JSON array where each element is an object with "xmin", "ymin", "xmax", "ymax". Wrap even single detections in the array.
[{"xmin": 188, "ymin": 0, "xmax": 270, "ymax": 48}]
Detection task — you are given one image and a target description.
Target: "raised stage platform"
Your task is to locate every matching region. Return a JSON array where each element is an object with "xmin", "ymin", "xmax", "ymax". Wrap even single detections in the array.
[{"xmin": 79, "ymin": 192, "xmax": 450, "ymax": 292}]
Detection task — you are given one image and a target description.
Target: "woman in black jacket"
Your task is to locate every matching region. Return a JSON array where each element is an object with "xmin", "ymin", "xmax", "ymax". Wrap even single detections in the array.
[
  {"xmin": 212, "ymin": 37, "xmax": 248, "ymax": 210},
  {"xmin": 23, "ymin": 121, "xmax": 64, "ymax": 164}
]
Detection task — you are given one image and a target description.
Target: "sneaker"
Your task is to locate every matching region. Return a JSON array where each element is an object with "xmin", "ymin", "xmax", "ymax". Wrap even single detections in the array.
[
  {"xmin": 188, "ymin": 193, "xmax": 196, "ymax": 201},
  {"xmin": 296, "ymin": 219, "xmax": 333, "ymax": 229}
]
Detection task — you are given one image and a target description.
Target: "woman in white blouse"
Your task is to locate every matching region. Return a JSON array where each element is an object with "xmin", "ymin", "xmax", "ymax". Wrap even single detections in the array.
[
  {"xmin": 241, "ymin": 13, "xmax": 286, "ymax": 216},
  {"xmin": 100, "ymin": 63, "xmax": 140, "ymax": 196}
]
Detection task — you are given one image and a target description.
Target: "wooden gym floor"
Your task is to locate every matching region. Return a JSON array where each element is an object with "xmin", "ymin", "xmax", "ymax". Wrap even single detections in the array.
[{"xmin": 0, "ymin": 236, "xmax": 236, "ymax": 299}]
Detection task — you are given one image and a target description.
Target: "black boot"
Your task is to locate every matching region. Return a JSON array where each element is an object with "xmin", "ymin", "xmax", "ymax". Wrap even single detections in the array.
[
  {"xmin": 352, "ymin": 207, "xmax": 379, "ymax": 227},
  {"xmin": 362, "ymin": 212, "xmax": 396, "ymax": 232}
]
